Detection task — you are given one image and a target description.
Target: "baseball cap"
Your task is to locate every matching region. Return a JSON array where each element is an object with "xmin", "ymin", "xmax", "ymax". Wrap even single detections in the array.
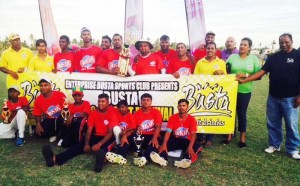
[
  {"xmin": 72, "ymin": 86, "xmax": 84, "ymax": 96},
  {"xmin": 8, "ymin": 33, "xmax": 20, "ymax": 41},
  {"xmin": 135, "ymin": 39, "xmax": 154, "ymax": 50},
  {"xmin": 8, "ymin": 85, "xmax": 20, "ymax": 92},
  {"xmin": 38, "ymin": 77, "xmax": 52, "ymax": 85},
  {"xmin": 81, "ymin": 27, "xmax": 90, "ymax": 34},
  {"xmin": 206, "ymin": 31, "xmax": 215, "ymax": 36}
]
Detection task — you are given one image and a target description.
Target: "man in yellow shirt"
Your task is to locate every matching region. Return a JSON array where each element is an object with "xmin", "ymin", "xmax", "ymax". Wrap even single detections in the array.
[{"xmin": 0, "ymin": 33, "xmax": 33, "ymax": 88}]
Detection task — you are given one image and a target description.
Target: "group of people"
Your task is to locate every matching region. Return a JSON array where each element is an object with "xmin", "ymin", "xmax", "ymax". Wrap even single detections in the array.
[{"xmin": 0, "ymin": 28, "xmax": 300, "ymax": 173}]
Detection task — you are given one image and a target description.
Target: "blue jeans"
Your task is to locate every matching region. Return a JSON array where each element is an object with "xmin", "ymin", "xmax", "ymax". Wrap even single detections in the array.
[{"xmin": 267, "ymin": 95, "xmax": 300, "ymax": 155}]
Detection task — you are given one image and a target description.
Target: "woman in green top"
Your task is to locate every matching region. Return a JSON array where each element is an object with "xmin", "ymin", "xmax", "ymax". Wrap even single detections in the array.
[{"xmin": 225, "ymin": 37, "xmax": 261, "ymax": 148}]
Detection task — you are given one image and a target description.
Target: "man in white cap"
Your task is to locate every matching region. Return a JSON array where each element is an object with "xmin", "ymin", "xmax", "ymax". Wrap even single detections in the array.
[{"xmin": 0, "ymin": 33, "xmax": 33, "ymax": 89}]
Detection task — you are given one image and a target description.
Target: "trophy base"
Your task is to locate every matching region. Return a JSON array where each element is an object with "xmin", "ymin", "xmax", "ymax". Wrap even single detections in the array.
[
  {"xmin": 133, "ymin": 152, "xmax": 139, "ymax": 158},
  {"xmin": 117, "ymin": 73, "xmax": 126, "ymax": 77}
]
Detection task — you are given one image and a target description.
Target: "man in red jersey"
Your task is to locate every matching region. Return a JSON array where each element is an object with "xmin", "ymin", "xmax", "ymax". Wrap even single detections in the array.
[
  {"xmin": 53, "ymin": 35, "xmax": 74, "ymax": 72},
  {"xmin": 131, "ymin": 40, "xmax": 165, "ymax": 75},
  {"xmin": 96, "ymin": 33, "xmax": 123, "ymax": 75},
  {"xmin": 193, "ymin": 31, "xmax": 222, "ymax": 63},
  {"xmin": 168, "ymin": 43, "xmax": 194, "ymax": 78},
  {"xmin": 100, "ymin": 35, "xmax": 112, "ymax": 51},
  {"xmin": 74, "ymin": 27, "xmax": 102, "ymax": 73},
  {"xmin": 154, "ymin": 35, "xmax": 177, "ymax": 72},
  {"xmin": 33, "ymin": 78, "xmax": 66, "ymax": 142},
  {"xmin": 42, "ymin": 93, "xmax": 117, "ymax": 173},
  {"xmin": 150, "ymin": 99, "xmax": 202, "ymax": 168}
]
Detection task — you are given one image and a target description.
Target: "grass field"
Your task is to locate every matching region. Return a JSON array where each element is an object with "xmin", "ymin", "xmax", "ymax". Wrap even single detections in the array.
[{"xmin": 0, "ymin": 72, "xmax": 300, "ymax": 185}]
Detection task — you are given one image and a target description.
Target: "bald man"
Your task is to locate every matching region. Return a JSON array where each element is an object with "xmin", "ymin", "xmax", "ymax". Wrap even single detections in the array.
[{"xmin": 221, "ymin": 37, "xmax": 239, "ymax": 61}]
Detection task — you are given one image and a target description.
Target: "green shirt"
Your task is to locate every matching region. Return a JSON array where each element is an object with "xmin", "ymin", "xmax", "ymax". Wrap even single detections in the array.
[{"xmin": 227, "ymin": 54, "xmax": 261, "ymax": 93}]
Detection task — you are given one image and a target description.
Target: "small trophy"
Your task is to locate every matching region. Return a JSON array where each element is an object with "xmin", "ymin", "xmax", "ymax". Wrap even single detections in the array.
[
  {"xmin": 133, "ymin": 133, "xmax": 144, "ymax": 156},
  {"xmin": 2, "ymin": 99, "xmax": 11, "ymax": 124},
  {"xmin": 118, "ymin": 43, "xmax": 130, "ymax": 76},
  {"xmin": 61, "ymin": 98, "xmax": 70, "ymax": 122}
]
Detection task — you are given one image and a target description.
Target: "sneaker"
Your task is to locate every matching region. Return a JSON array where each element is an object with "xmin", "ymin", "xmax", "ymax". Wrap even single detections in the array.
[
  {"xmin": 106, "ymin": 152, "xmax": 127, "ymax": 165},
  {"xmin": 291, "ymin": 153, "xmax": 300, "ymax": 160},
  {"xmin": 150, "ymin": 152, "xmax": 167, "ymax": 166},
  {"xmin": 174, "ymin": 159, "xmax": 191, "ymax": 169},
  {"xmin": 134, "ymin": 157, "xmax": 147, "ymax": 167},
  {"xmin": 42, "ymin": 145, "xmax": 55, "ymax": 167},
  {"xmin": 239, "ymin": 142, "xmax": 247, "ymax": 148},
  {"xmin": 221, "ymin": 139, "xmax": 231, "ymax": 145},
  {"xmin": 95, "ymin": 149, "xmax": 106, "ymax": 173},
  {"xmin": 49, "ymin": 136, "xmax": 57, "ymax": 143},
  {"xmin": 16, "ymin": 138, "xmax": 25, "ymax": 147},
  {"xmin": 57, "ymin": 139, "xmax": 63, "ymax": 147},
  {"xmin": 264, "ymin": 146, "xmax": 280, "ymax": 154}
]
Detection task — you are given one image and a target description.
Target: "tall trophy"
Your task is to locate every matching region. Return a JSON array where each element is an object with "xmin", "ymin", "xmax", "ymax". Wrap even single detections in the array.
[
  {"xmin": 61, "ymin": 98, "xmax": 70, "ymax": 122},
  {"xmin": 118, "ymin": 43, "xmax": 130, "ymax": 76},
  {"xmin": 2, "ymin": 99, "xmax": 11, "ymax": 124},
  {"xmin": 133, "ymin": 132, "xmax": 144, "ymax": 157}
]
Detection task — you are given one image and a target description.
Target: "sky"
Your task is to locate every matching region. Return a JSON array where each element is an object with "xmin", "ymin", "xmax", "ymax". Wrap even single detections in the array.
[{"xmin": 0, "ymin": 0, "xmax": 300, "ymax": 49}]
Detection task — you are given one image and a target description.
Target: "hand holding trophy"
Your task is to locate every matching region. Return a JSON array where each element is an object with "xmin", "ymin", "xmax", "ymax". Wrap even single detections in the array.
[
  {"xmin": 2, "ymin": 99, "xmax": 11, "ymax": 124},
  {"xmin": 61, "ymin": 98, "xmax": 70, "ymax": 123},
  {"xmin": 118, "ymin": 43, "xmax": 131, "ymax": 76}
]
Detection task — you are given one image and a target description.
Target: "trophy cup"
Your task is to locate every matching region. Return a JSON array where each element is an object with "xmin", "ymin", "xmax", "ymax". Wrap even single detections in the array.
[
  {"xmin": 118, "ymin": 43, "xmax": 130, "ymax": 76},
  {"xmin": 61, "ymin": 98, "xmax": 70, "ymax": 122},
  {"xmin": 2, "ymin": 99, "xmax": 11, "ymax": 124},
  {"xmin": 133, "ymin": 132, "xmax": 144, "ymax": 157}
]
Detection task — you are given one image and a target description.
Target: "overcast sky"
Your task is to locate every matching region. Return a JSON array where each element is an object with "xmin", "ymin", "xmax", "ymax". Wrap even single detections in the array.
[{"xmin": 0, "ymin": 0, "xmax": 299, "ymax": 49}]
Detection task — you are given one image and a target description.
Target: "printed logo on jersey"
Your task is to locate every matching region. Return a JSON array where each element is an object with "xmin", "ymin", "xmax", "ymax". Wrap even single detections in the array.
[
  {"xmin": 46, "ymin": 105, "xmax": 62, "ymax": 118},
  {"xmin": 140, "ymin": 119, "xmax": 155, "ymax": 132},
  {"xmin": 108, "ymin": 60, "xmax": 119, "ymax": 70},
  {"xmin": 22, "ymin": 53, "xmax": 27, "ymax": 58},
  {"xmin": 213, "ymin": 65, "xmax": 220, "ymax": 70},
  {"xmin": 57, "ymin": 59, "xmax": 71, "ymax": 72},
  {"xmin": 119, "ymin": 122, "xmax": 128, "ymax": 131},
  {"xmin": 80, "ymin": 55, "xmax": 95, "ymax": 69},
  {"xmin": 174, "ymin": 127, "xmax": 189, "ymax": 138},
  {"xmin": 104, "ymin": 120, "xmax": 109, "ymax": 125},
  {"xmin": 149, "ymin": 61, "xmax": 156, "ymax": 67},
  {"xmin": 73, "ymin": 112, "xmax": 83, "ymax": 117},
  {"xmin": 287, "ymin": 58, "xmax": 294, "ymax": 63},
  {"xmin": 163, "ymin": 60, "xmax": 169, "ymax": 68},
  {"xmin": 247, "ymin": 64, "xmax": 254, "ymax": 71},
  {"xmin": 178, "ymin": 67, "xmax": 191, "ymax": 76}
]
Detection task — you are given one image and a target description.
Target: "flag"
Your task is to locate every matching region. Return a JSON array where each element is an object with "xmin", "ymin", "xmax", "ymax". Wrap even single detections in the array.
[
  {"xmin": 38, "ymin": 0, "xmax": 60, "ymax": 56},
  {"xmin": 124, "ymin": 0, "xmax": 143, "ymax": 62},
  {"xmin": 185, "ymin": 0, "xmax": 206, "ymax": 52}
]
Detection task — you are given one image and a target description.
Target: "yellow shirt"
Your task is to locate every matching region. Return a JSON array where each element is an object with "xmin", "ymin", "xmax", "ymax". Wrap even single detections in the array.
[
  {"xmin": 0, "ymin": 47, "xmax": 33, "ymax": 88},
  {"xmin": 194, "ymin": 57, "xmax": 227, "ymax": 75},
  {"xmin": 28, "ymin": 54, "xmax": 54, "ymax": 72}
]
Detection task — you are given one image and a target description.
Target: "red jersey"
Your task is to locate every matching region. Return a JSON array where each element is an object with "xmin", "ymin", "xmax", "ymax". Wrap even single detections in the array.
[
  {"xmin": 97, "ymin": 49, "xmax": 120, "ymax": 71},
  {"xmin": 154, "ymin": 49, "xmax": 177, "ymax": 72},
  {"xmin": 167, "ymin": 113, "xmax": 197, "ymax": 140},
  {"xmin": 33, "ymin": 91, "xmax": 66, "ymax": 118},
  {"xmin": 1, "ymin": 96, "xmax": 28, "ymax": 120},
  {"xmin": 193, "ymin": 48, "xmax": 222, "ymax": 63},
  {"xmin": 87, "ymin": 106, "xmax": 118, "ymax": 136},
  {"xmin": 69, "ymin": 100, "xmax": 91, "ymax": 118},
  {"xmin": 54, "ymin": 51, "xmax": 75, "ymax": 72},
  {"xmin": 74, "ymin": 45, "xmax": 102, "ymax": 73},
  {"xmin": 133, "ymin": 108, "xmax": 162, "ymax": 135},
  {"xmin": 132, "ymin": 53, "xmax": 164, "ymax": 75},
  {"xmin": 168, "ymin": 58, "xmax": 193, "ymax": 75},
  {"xmin": 117, "ymin": 112, "xmax": 136, "ymax": 131}
]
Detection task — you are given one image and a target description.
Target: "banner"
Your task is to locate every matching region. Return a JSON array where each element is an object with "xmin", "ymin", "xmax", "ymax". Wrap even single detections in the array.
[
  {"xmin": 124, "ymin": 0, "xmax": 143, "ymax": 63},
  {"xmin": 38, "ymin": 0, "xmax": 60, "ymax": 56},
  {"xmin": 185, "ymin": 0, "xmax": 206, "ymax": 53},
  {"xmin": 16, "ymin": 72, "xmax": 237, "ymax": 134}
]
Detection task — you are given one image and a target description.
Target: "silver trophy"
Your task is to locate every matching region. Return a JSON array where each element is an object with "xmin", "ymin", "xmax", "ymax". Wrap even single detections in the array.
[{"xmin": 133, "ymin": 133, "xmax": 144, "ymax": 156}]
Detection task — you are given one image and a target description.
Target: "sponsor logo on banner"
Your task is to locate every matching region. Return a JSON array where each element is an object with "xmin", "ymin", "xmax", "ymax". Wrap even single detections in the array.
[
  {"xmin": 80, "ymin": 55, "xmax": 95, "ymax": 69},
  {"xmin": 57, "ymin": 59, "xmax": 71, "ymax": 72}
]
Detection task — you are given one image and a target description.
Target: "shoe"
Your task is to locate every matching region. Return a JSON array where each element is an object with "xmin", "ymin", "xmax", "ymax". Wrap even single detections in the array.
[
  {"xmin": 239, "ymin": 142, "xmax": 247, "ymax": 148},
  {"xmin": 106, "ymin": 152, "xmax": 127, "ymax": 165},
  {"xmin": 42, "ymin": 145, "xmax": 55, "ymax": 167},
  {"xmin": 95, "ymin": 149, "xmax": 105, "ymax": 173},
  {"xmin": 291, "ymin": 153, "xmax": 300, "ymax": 160},
  {"xmin": 174, "ymin": 159, "xmax": 191, "ymax": 169},
  {"xmin": 49, "ymin": 136, "xmax": 57, "ymax": 143},
  {"xmin": 16, "ymin": 138, "xmax": 25, "ymax": 147},
  {"xmin": 134, "ymin": 157, "xmax": 147, "ymax": 167},
  {"xmin": 221, "ymin": 139, "xmax": 231, "ymax": 145},
  {"xmin": 150, "ymin": 152, "xmax": 167, "ymax": 166},
  {"xmin": 264, "ymin": 146, "xmax": 280, "ymax": 154},
  {"xmin": 204, "ymin": 141, "xmax": 212, "ymax": 148},
  {"xmin": 57, "ymin": 139, "xmax": 63, "ymax": 147}
]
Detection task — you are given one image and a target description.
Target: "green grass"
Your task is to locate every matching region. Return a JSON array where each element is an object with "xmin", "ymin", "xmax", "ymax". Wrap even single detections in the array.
[{"xmin": 0, "ymin": 72, "xmax": 300, "ymax": 185}]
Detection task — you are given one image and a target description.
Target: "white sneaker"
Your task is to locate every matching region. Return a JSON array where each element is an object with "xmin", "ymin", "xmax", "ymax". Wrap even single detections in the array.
[
  {"xmin": 291, "ymin": 153, "xmax": 300, "ymax": 160},
  {"xmin": 134, "ymin": 157, "xmax": 147, "ymax": 167},
  {"xmin": 174, "ymin": 159, "xmax": 191, "ymax": 169},
  {"xmin": 106, "ymin": 152, "xmax": 127, "ymax": 165},
  {"xmin": 49, "ymin": 136, "xmax": 57, "ymax": 143},
  {"xmin": 264, "ymin": 146, "xmax": 280, "ymax": 154},
  {"xmin": 57, "ymin": 139, "xmax": 63, "ymax": 147},
  {"xmin": 150, "ymin": 152, "xmax": 167, "ymax": 166}
]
